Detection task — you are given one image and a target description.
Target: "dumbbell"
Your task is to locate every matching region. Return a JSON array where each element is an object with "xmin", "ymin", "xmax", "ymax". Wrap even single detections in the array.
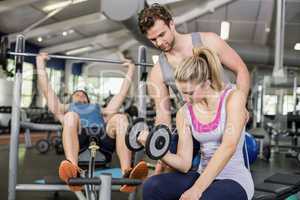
[{"xmin": 125, "ymin": 118, "xmax": 171, "ymax": 160}]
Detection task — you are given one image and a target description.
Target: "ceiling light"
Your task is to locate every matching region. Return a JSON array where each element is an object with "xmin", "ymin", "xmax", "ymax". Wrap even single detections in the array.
[
  {"xmin": 43, "ymin": 0, "xmax": 88, "ymax": 12},
  {"xmin": 66, "ymin": 46, "xmax": 93, "ymax": 55},
  {"xmin": 43, "ymin": 1, "xmax": 70, "ymax": 12},
  {"xmin": 294, "ymin": 43, "xmax": 300, "ymax": 51},
  {"xmin": 37, "ymin": 37, "xmax": 43, "ymax": 42},
  {"xmin": 62, "ymin": 31, "xmax": 68, "ymax": 36},
  {"xmin": 220, "ymin": 21, "xmax": 230, "ymax": 40}
]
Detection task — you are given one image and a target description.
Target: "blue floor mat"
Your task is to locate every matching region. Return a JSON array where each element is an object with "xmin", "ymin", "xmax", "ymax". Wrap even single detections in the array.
[{"xmin": 35, "ymin": 168, "xmax": 122, "ymax": 184}]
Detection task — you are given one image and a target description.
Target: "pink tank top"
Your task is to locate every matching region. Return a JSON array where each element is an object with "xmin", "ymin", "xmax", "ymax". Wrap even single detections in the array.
[{"xmin": 186, "ymin": 86, "xmax": 254, "ymax": 200}]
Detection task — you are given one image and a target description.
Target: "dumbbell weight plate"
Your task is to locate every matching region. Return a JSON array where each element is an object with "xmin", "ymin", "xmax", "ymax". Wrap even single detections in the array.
[
  {"xmin": 145, "ymin": 124, "xmax": 171, "ymax": 160},
  {"xmin": 51, "ymin": 136, "xmax": 61, "ymax": 146},
  {"xmin": 36, "ymin": 139, "xmax": 50, "ymax": 154},
  {"xmin": 125, "ymin": 118, "xmax": 148, "ymax": 151}
]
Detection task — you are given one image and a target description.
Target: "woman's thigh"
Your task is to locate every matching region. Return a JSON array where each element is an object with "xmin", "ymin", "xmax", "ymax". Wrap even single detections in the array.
[
  {"xmin": 201, "ymin": 179, "xmax": 248, "ymax": 200},
  {"xmin": 143, "ymin": 171, "xmax": 200, "ymax": 200}
]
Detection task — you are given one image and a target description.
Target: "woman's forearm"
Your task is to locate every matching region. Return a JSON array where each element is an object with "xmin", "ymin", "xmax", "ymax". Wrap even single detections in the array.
[{"xmin": 161, "ymin": 151, "xmax": 192, "ymax": 173}]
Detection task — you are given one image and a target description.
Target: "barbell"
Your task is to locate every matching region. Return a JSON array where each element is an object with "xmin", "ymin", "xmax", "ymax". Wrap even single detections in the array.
[{"xmin": 0, "ymin": 36, "xmax": 153, "ymax": 71}]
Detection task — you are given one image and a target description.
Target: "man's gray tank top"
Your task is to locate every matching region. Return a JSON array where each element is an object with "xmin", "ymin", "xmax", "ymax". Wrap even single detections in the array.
[{"xmin": 158, "ymin": 32, "xmax": 233, "ymax": 109}]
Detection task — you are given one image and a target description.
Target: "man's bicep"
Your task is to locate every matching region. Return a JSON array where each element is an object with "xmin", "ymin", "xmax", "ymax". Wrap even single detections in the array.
[
  {"xmin": 219, "ymin": 42, "xmax": 246, "ymax": 73},
  {"xmin": 210, "ymin": 33, "xmax": 247, "ymax": 75}
]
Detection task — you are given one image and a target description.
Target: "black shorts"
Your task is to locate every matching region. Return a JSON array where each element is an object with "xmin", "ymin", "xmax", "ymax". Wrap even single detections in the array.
[{"xmin": 78, "ymin": 127, "xmax": 116, "ymax": 162}]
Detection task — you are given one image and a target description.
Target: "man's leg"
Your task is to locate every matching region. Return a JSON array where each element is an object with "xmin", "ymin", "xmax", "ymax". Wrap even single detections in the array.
[
  {"xmin": 62, "ymin": 111, "xmax": 80, "ymax": 165},
  {"xmin": 106, "ymin": 113, "xmax": 131, "ymax": 174}
]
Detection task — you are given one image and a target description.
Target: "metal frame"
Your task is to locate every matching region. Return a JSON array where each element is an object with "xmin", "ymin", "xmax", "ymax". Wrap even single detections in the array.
[
  {"xmin": 7, "ymin": 36, "xmax": 146, "ymax": 200},
  {"xmin": 129, "ymin": 46, "xmax": 148, "ymax": 200},
  {"xmin": 8, "ymin": 34, "xmax": 24, "ymax": 200}
]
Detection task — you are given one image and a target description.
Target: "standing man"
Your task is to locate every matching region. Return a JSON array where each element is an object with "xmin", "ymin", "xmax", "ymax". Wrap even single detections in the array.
[{"xmin": 137, "ymin": 3, "xmax": 250, "ymax": 173}]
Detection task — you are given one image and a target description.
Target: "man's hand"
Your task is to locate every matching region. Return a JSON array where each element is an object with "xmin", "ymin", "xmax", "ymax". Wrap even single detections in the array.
[
  {"xmin": 121, "ymin": 58, "xmax": 135, "ymax": 71},
  {"xmin": 137, "ymin": 129, "xmax": 149, "ymax": 146}
]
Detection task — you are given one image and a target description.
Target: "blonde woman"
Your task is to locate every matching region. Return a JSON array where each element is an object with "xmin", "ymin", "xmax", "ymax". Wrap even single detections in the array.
[{"xmin": 142, "ymin": 47, "xmax": 254, "ymax": 200}]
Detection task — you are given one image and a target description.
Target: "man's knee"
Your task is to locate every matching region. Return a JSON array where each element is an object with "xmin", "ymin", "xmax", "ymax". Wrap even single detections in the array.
[{"xmin": 63, "ymin": 112, "xmax": 80, "ymax": 127}]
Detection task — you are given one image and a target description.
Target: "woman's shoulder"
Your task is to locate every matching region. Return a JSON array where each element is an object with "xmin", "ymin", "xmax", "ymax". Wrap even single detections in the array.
[{"xmin": 225, "ymin": 88, "xmax": 247, "ymax": 107}]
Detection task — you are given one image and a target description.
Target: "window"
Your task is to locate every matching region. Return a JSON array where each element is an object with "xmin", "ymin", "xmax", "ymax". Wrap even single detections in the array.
[
  {"xmin": 263, "ymin": 95, "xmax": 277, "ymax": 115},
  {"xmin": 6, "ymin": 59, "xmax": 34, "ymax": 107},
  {"xmin": 71, "ymin": 76, "xmax": 124, "ymax": 104},
  {"xmin": 68, "ymin": 74, "xmax": 75, "ymax": 93},
  {"xmin": 283, "ymin": 95, "xmax": 295, "ymax": 115},
  {"xmin": 68, "ymin": 69, "xmax": 124, "ymax": 105},
  {"xmin": 46, "ymin": 68, "xmax": 62, "ymax": 94},
  {"xmin": 22, "ymin": 62, "xmax": 34, "ymax": 107},
  {"xmin": 100, "ymin": 77, "xmax": 123, "ymax": 103},
  {"xmin": 86, "ymin": 77, "xmax": 100, "ymax": 103},
  {"xmin": 68, "ymin": 74, "xmax": 82, "ymax": 93}
]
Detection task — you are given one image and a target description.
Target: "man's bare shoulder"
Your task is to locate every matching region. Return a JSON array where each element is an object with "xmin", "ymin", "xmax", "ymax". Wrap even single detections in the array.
[
  {"xmin": 198, "ymin": 32, "xmax": 218, "ymax": 39},
  {"xmin": 196, "ymin": 32, "xmax": 222, "ymax": 50}
]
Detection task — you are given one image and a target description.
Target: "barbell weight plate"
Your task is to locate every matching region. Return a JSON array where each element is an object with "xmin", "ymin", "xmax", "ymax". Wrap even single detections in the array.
[
  {"xmin": 145, "ymin": 124, "xmax": 171, "ymax": 160},
  {"xmin": 125, "ymin": 118, "xmax": 148, "ymax": 151}
]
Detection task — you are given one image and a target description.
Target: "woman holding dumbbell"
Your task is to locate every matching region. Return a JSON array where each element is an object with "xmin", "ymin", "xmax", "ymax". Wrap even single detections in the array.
[{"xmin": 142, "ymin": 47, "xmax": 254, "ymax": 200}]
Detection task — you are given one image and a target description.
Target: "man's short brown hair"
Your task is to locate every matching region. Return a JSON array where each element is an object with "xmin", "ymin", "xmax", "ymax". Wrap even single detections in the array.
[{"xmin": 138, "ymin": 3, "xmax": 173, "ymax": 34}]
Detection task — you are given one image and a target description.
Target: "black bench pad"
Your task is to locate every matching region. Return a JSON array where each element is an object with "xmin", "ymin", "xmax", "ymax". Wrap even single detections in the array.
[
  {"xmin": 264, "ymin": 173, "xmax": 300, "ymax": 186},
  {"xmin": 252, "ymin": 190, "xmax": 276, "ymax": 200},
  {"xmin": 255, "ymin": 182, "xmax": 293, "ymax": 196}
]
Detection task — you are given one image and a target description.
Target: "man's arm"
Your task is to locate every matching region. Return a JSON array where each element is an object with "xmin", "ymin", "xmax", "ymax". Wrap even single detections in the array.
[
  {"xmin": 147, "ymin": 64, "xmax": 172, "ymax": 174},
  {"xmin": 202, "ymin": 32, "xmax": 250, "ymax": 97},
  {"xmin": 102, "ymin": 60, "xmax": 135, "ymax": 119},
  {"xmin": 36, "ymin": 53, "xmax": 66, "ymax": 123},
  {"xmin": 148, "ymin": 64, "xmax": 172, "ymax": 127}
]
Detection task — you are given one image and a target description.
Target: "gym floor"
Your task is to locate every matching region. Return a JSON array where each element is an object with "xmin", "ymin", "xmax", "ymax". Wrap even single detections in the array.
[
  {"xmin": 0, "ymin": 140, "xmax": 300, "ymax": 200},
  {"xmin": 0, "ymin": 143, "xmax": 138, "ymax": 200}
]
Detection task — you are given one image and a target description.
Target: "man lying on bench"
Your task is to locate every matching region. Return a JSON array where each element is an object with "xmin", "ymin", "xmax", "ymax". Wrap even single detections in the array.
[{"xmin": 36, "ymin": 53, "xmax": 148, "ymax": 192}]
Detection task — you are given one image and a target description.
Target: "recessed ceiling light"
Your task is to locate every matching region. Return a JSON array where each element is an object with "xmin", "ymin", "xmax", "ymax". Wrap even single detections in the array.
[
  {"xmin": 37, "ymin": 37, "xmax": 43, "ymax": 42},
  {"xmin": 62, "ymin": 31, "xmax": 68, "ymax": 36}
]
